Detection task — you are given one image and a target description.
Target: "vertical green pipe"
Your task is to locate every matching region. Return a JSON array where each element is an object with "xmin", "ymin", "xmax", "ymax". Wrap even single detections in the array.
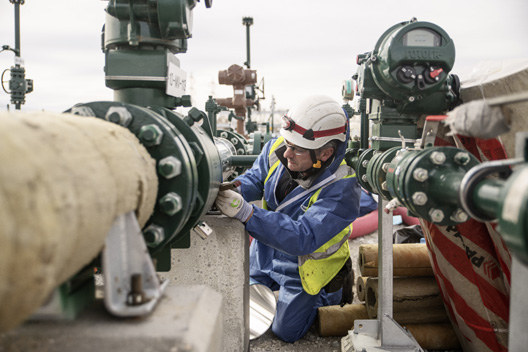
[{"xmin": 359, "ymin": 99, "xmax": 369, "ymax": 149}]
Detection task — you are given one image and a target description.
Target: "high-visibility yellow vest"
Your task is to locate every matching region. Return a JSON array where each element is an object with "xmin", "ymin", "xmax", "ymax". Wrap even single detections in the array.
[{"xmin": 263, "ymin": 137, "xmax": 354, "ymax": 295}]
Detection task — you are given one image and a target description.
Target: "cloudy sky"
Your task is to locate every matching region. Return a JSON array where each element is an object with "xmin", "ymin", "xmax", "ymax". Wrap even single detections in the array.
[{"xmin": 1, "ymin": 0, "xmax": 527, "ymax": 114}]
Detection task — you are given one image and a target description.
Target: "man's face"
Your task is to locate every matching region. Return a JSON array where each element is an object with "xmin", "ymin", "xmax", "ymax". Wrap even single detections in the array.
[{"xmin": 283, "ymin": 140, "xmax": 315, "ymax": 172}]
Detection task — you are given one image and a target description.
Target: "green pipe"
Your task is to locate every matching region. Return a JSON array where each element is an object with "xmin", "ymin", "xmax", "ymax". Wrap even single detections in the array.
[
  {"xmin": 472, "ymin": 179, "xmax": 505, "ymax": 220},
  {"xmin": 228, "ymin": 155, "xmax": 258, "ymax": 167},
  {"xmin": 428, "ymin": 172, "xmax": 463, "ymax": 206}
]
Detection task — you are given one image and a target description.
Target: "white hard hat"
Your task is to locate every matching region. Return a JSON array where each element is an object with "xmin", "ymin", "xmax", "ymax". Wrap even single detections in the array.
[{"xmin": 280, "ymin": 95, "xmax": 348, "ymax": 150}]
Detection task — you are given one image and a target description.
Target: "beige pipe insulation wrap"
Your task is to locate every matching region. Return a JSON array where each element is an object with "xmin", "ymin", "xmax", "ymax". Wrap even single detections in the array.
[
  {"xmin": 404, "ymin": 323, "xmax": 461, "ymax": 350},
  {"xmin": 0, "ymin": 111, "xmax": 158, "ymax": 333},
  {"xmin": 316, "ymin": 304, "xmax": 460, "ymax": 350},
  {"xmin": 316, "ymin": 304, "xmax": 369, "ymax": 337},
  {"xmin": 356, "ymin": 276, "xmax": 368, "ymax": 302},
  {"xmin": 358, "ymin": 243, "xmax": 434, "ymax": 277},
  {"xmin": 365, "ymin": 277, "xmax": 449, "ymax": 324}
]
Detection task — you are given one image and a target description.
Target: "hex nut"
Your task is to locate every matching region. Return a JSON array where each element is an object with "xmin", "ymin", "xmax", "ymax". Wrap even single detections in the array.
[
  {"xmin": 430, "ymin": 151, "xmax": 446, "ymax": 165},
  {"xmin": 159, "ymin": 192, "xmax": 183, "ymax": 216},
  {"xmin": 361, "ymin": 174, "xmax": 368, "ymax": 183},
  {"xmin": 71, "ymin": 106, "xmax": 95, "ymax": 117},
  {"xmin": 362, "ymin": 160, "xmax": 369, "ymax": 168},
  {"xmin": 429, "ymin": 208, "xmax": 445, "ymax": 223},
  {"xmin": 412, "ymin": 192, "xmax": 428, "ymax": 206},
  {"xmin": 105, "ymin": 106, "xmax": 132, "ymax": 127},
  {"xmin": 220, "ymin": 131, "xmax": 228, "ymax": 139},
  {"xmin": 188, "ymin": 108, "xmax": 204, "ymax": 122},
  {"xmin": 413, "ymin": 168, "xmax": 429, "ymax": 182},
  {"xmin": 451, "ymin": 208, "xmax": 469, "ymax": 223},
  {"xmin": 454, "ymin": 152, "xmax": 470, "ymax": 166},
  {"xmin": 158, "ymin": 156, "xmax": 182, "ymax": 179},
  {"xmin": 143, "ymin": 224, "xmax": 165, "ymax": 248},
  {"xmin": 139, "ymin": 124, "xmax": 163, "ymax": 146}
]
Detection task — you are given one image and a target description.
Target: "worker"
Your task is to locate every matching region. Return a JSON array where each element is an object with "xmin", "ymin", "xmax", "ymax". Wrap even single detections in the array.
[{"xmin": 215, "ymin": 95, "xmax": 361, "ymax": 342}]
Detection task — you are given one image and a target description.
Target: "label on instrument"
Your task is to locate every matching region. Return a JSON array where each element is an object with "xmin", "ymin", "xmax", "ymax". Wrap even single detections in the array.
[{"xmin": 166, "ymin": 55, "xmax": 187, "ymax": 98}]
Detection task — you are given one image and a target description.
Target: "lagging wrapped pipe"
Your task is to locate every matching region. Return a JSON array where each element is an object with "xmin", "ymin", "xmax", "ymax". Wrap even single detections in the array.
[
  {"xmin": 445, "ymin": 100, "xmax": 510, "ymax": 139},
  {"xmin": 316, "ymin": 304, "xmax": 369, "ymax": 337},
  {"xmin": 358, "ymin": 243, "xmax": 434, "ymax": 277},
  {"xmin": 365, "ymin": 277, "xmax": 449, "ymax": 324},
  {"xmin": 0, "ymin": 112, "xmax": 158, "ymax": 333},
  {"xmin": 356, "ymin": 276, "xmax": 368, "ymax": 302}
]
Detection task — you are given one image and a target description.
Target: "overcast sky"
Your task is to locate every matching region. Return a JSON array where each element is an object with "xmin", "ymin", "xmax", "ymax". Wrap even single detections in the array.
[{"xmin": 1, "ymin": 0, "xmax": 527, "ymax": 114}]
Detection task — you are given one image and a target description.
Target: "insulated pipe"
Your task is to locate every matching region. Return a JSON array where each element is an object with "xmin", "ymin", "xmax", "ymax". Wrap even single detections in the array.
[{"xmin": 0, "ymin": 111, "xmax": 158, "ymax": 333}]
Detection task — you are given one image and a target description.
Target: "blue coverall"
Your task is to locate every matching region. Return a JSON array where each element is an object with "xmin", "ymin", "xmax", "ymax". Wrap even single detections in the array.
[{"xmin": 236, "ymin": 132, "xmax": 361, "ymax": 342}]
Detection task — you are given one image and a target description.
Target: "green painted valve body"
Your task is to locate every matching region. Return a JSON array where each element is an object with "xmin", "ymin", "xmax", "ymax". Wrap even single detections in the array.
[
  {"xmin": 103, "ymin": 0, "xmax": 197, "ymax": 108},
  {"xmin": 351, "ymin": 19, "xmax": 458, "ymax": 150},
  {"xmin": 67, "ymin": 1, "xmax": 260, "ymax": 271}
]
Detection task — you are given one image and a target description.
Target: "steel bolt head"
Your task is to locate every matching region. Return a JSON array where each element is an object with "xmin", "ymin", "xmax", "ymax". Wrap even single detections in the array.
[
  {"xmin": 361, "ymin": 160, "xmax": 369, "ymax": 168},
  {"xmin": 430, "ymin": 151, "xmax": 446, "ymax": 165},
  {"xmin": 413, "ymin": 168, "xmax": 429, "ymax": 182},
  {"xmin": 143, "ymin": 224, "xmax": 165, "ymax": 247},
  {"xmin": 105, "ymin": 106, "xmax": 132, "ymax": 127},
  {"xmin": 71, "ymin": 106, "xmax": 95, "ymax": 117},
  {"xmin": 237, "ymin": 148, "xmax": 245, "ymax": 155},
  {"xmin": 454, "ymin": 152, "xmax": 471, "ymax": 165},
  {"xmin": 429, "ymin": 208, "xmax": 445, "ymax": 223},
  {"xmin": 451, "ymin": 208, "xmax": 469, "ymax": 223},
  {"xmin": 361, "ymin": 174, "xmax": 368, "ymax": 183},
  {"xmin": 188, "ymin": 108, "xmax": 204, "ymax": 122},
  {"xmin": 381, "ymin": 181, "xmax": 388, "ymax": 190},
  {"xmin": 231, "ymin": 137, "xmax": 239, "ymax": 145},
  {"xmin": 159, "ymin": 192, "xmax": 182, "ymax": 216},
  {"xmin": 158, "ymin": 156, "xmax": 182, "ymax": 179},
  {"xmin": 139, "ymin": 124, "xmax": 163, "ymax": 146},
  {"xmin": 382, "ymin": 163, "xmax": 390, "ymax": 173},
  {"xmin": 412, "ymin": 192, "xmax": 428, "ymax": 206}
]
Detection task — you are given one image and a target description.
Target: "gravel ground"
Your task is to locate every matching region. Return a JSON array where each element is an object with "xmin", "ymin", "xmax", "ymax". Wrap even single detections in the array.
[{"xmin": 249, "ymin": 231, "xmax": 379, "ymax": 352}]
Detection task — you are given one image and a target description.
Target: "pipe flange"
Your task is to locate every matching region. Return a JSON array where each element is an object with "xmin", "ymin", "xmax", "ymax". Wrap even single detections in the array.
[{"xmin": 66, "ymin": 101, "xmax": 200, "ymax": 253}]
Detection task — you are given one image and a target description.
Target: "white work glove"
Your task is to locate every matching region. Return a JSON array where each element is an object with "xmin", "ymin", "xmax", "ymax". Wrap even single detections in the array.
[{"xmin": 215, "ymin": 189, "xmax": 253, "ymax": 223}]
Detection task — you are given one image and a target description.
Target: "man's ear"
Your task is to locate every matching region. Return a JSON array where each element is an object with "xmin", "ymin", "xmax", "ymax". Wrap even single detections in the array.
[{"xmin": 318, "ymin": 147, "xmax": 334, "ymax": 162}]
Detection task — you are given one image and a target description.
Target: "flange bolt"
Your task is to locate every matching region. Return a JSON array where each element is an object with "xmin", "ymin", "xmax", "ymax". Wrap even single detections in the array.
[
  {"xmin": 143, "ymin": 224, "xmax": 165, "ymax": 248},
  {"xmin": 451, "ymin": 208, "xmax": 469, "ymax": 223},
  {"xmin": 139, "ymin": 124, "xmax": 163, "ymax": 146},
  {"xmin": 430, "ymin": 151, "xmax": 446, "ymax": 165},
  {"xmin": 412, "ymin": 192, "xmax": 428, "ymax": 206},
  {"xmin": 454, "ymin": 152, "xmax": 470, "ymax": 165},
  {"xmin": 429, "ymin": 208, "xmax": 445, "ymax": 223},
  {"xmin": 105, "ymin": 106, "xmax": 132, "ymax": 127},
  {"xmin": 413, "ymin": 168, "xmax": 429, "ymax": 182},
  {"xmin": 159, "ymin": 192, "xmax": 183, "ymax": 216},
  {"xmin": 158, "ymin": 156, "xmax": 182, "ymax": 179}
]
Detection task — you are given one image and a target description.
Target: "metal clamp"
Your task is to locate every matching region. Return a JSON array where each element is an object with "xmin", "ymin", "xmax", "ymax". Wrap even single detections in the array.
[{"xmin": 102, "ymin": 211, "xmax": 168, "ymax": 317}]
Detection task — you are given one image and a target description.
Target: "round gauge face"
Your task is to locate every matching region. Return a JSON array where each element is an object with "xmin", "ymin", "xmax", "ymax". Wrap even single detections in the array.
[{"xmin": 402, "ymin": 28, "xmax": 441, "ymax": 47}]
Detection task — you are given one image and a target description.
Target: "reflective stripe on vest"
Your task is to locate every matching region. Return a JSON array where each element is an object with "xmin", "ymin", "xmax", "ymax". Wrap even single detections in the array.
[{"xmin": 263, "ymin": 137, "xmax": 356, "ymax": 295}]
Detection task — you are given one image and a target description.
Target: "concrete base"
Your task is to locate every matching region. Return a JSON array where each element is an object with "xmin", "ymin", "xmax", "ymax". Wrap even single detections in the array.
[
  {"xmin": 0, "ymin": 285, "xmax": 223, "ymax": 352},
  {"xmin": 164, "ymin": 215, "xmax": 250, "ymax": 352}
]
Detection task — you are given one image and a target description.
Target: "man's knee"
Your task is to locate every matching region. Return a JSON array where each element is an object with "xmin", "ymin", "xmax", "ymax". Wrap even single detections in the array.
[{"xmin": 271, "ymin": 320, "xmax": 308, "ymax": 343}]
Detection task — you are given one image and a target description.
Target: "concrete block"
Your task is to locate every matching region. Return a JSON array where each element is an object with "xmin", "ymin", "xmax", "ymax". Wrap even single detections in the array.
[
  {"xmin": 0, "ymin": 285, "xmax": 223, "ymax": 352},
  {"xmin": 163, "ymin": 215, "xmax": 249, "ymax": 352}
]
